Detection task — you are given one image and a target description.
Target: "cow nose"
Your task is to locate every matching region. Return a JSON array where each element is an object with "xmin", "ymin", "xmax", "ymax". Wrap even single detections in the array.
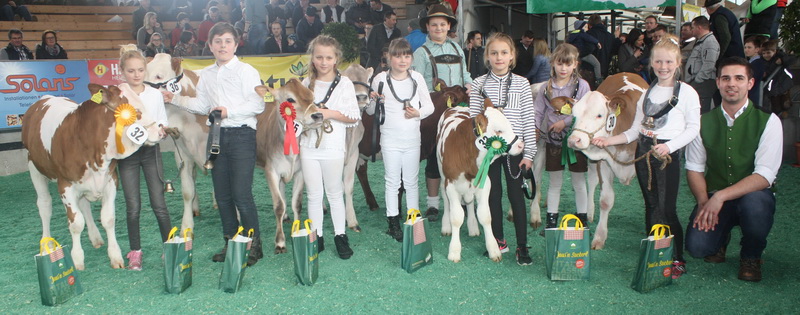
[
  {"xmin": 568, "ymin": 136, "xmax": 580, "ymax": 148},
  {"xmin": 311, "ymin": 112, "xmax": 323, "ymax": 121},
  {"xmin": 357, "ymin": 94, "xmax": 368, "ymax": 103}
]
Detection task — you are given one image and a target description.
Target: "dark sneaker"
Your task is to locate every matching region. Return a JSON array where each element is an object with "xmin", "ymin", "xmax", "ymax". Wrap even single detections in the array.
[
  {"xmin": 671, "ymin": 260, "xmax": 687, "ymax": 279},
  {"xmin": 497, "ymin": 238, "xmax": 509, "ymax": 253},
  {"xmin": 738, "ymin": 259, "xmax": 763, "ymax": 282},
  {"xmin": 386, "ymin": 215, "xmax": 403, "ymax": 242},
  {"xmin": 516, "ymin": 247, "xmax": 532, "ymax": 266},
  {"xmin": 334, "ymin": 234, "xmax": 353, "ymax": 259},
  {"xmin": 246, "ymin": 237, "xmax": 263, "ymax": 266},
  {"xmin": 424, "ymin": 207, "xmax": 440, "ymax": 222},
  {"xmin": 212, "ymin": 240, "xmax": 229, "ymax": 262},
  {"xmin": 318, "ymin": 236, "xmax": 325, "ymax": 253}
]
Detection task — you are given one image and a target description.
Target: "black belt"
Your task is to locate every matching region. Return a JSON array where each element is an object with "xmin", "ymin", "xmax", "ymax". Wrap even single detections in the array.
[
  {"xmin": 371, "ymin": 82, "xmax": 385, "ymax": 162},
  {"xmin": 204, "ymin": 110, "xmax": 222, "ymax": 170}
]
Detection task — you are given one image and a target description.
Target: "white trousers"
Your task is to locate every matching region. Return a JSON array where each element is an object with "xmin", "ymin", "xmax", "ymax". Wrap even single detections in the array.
[
  {"xmin": 546, "ymin": 170, "xmax": 588, "ymax": 214},
  {"xmin": 301, "ymin": 156, "xmax": 347, "ymax": 236},
  {"xmin": 382, "ymin": 146, "xmax": 421, "ymax": 217}
]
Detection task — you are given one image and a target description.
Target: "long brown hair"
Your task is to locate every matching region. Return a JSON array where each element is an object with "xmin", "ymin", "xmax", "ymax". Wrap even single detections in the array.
[{"xmin": 306, "ymin": 35, "xmax": 342, "ymax": 91}]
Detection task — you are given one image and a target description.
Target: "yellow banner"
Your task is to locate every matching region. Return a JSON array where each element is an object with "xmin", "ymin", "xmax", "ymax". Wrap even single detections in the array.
[{"xmin": 180, "ymin": 54, "xmax": 355, "ymax": 88}]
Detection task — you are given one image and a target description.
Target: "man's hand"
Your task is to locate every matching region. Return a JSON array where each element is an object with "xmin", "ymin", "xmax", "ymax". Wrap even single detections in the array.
[{"xmin": 692, "ymin": 195, "xmax": 723, "ymax": 232}]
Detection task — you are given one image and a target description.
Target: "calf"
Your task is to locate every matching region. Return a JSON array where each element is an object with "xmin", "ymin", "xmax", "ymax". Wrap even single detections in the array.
[
  {"xmin": 437, "ymin": 104, "xmax": 524, "ymax": 262},
  {"xmin": 23, "ymin": 84, "xmax": 164, "ymax": 269}
]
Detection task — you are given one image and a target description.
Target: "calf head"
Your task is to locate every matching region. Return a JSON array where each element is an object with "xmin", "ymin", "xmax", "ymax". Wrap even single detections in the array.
[
  {"xmin": 145, "ymin": 54, "xmax": 198, "ymax": 98},
  {"xmin": 89, "ymin": 83, "xmax": 164, "ymax": 157},
  {"xmin": 479, "ymin": 102, "xmax": 524, "ymax": 156},
  {"xmin": 255, "ymin": 78, "xmax": 323, "ymax": 128},
  {"xmin": 341, "ymin": 64, "xmax": 373, "ymax": 110}
]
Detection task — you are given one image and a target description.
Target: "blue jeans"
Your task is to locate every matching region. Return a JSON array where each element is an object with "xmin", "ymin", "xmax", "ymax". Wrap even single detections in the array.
[
  {"xmin": 685, "ymin": 188, "xmax": 775, "ymax": 260},
  {"xmin": 0, "ymin": 5, "xmax": 31, "ymax": 21},
  {"xmin": 212, "ymin": 127, "xmax": 260, "ymax": 238}
]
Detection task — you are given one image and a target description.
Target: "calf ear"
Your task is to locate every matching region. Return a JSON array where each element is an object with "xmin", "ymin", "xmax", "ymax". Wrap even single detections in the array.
[
  {"xmin": 365, "ymin": 67, "xmax": 374, "ymax": 80},
  {"xmin": 171, "ymin": 57, "xmax": 183, "ymax": 75},
  {"xmin": 482, "ymin": 97, "xmax": 495, "ymax": 109},
  {"xmin": 106, "ymin": 85, "xmax": 125, "ymax": 108},
  {"xmin": 87, "ymin": 83, "xmax": 109, "ymax": 105},
  {"xmin": 254, "ymin": 85, "xmax": 269, "ymax": 97},
  {"xmin": 474, "ymin": 113, "xmax": 489, "ymax": 135}
]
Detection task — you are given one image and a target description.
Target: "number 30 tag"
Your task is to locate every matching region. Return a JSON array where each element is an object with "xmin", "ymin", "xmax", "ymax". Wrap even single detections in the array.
[{"xmin": 126, "ymin": 123, "xmax": 148, "ymax": 145}]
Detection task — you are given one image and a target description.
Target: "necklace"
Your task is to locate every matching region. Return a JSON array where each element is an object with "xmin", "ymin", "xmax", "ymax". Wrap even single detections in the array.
[
  {"xmin": 386, "ymin": 70, "xmax": 417, "ymax": 109},
  {"xmin": 315, "ymin": 71, "xmax": 341, "ymax": 108}
]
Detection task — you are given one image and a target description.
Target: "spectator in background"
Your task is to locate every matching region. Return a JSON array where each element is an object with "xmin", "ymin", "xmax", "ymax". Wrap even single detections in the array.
[
  {"xmin": 266, "ymin": 0, "xmax": 286, "ymax": 26},
  {"xmin": 761, "ymin": 39, "xmax": 796, "ymax": 116},
  {"xmin": 464, "ymin": 30, "xmax": 486, "ymax": 79},
  {"xmin": 35, "ymin": 30, "xmax": 67, "ymax": 60},
  {"xmin": 291, "ymin": 0, "xmax": 310, "ymax": 27},
  {"xmin": 617, "ymin": 28, "xmax": 645, "ymax": 74},
  {"xmin": 771, "ymin": 0, "xmax": 786, "ymax": 40},
  {"xmin": 651, "ymin": 24, "xmax": 667, "ymax": 44},
  {"xmin": 525, "ymin": 37, "xmax": 550, "ymax": 84},
  {"xmin": 346, "ymin": 0, "xmax": 370, "ymax": 27},
  {"xmin": 137, "ymin": 12, "xmax": 165, "ymax": 51},
  {"xmin": 265, "ymin": 21, "xmax": 297, "ymax": 53},
  {"xmin": 680, "ymin": 22, "xmax": 695, "ymax": 61},
  {"xmin": 173, "ymin": 31, "xmax": 201, "ymax": 57},
  {"xmin": 369, "ymin": 0, "xmax": 392, "ymax": 25},
  {"xmin": 568, "ymin": 20, "xmax": 602, "ymax": 84},
  {"xmin": 144, "ymin": 32, "xmax": 170, "ymax": 57},
  {"xmin": 706, "ymin": 0, "xmax": 745, "ymax": 60},
  {"xmin": 586, "ymin": 13, "xmax": 614, "ymax": 78},
  {"xmin": 132, "ymin": 0, "xmax": 155, "ymax": 39},
  {"xmin": 198, "ymin": 6, "xmax": 221, "ymax": 45},
  {"xmin": 1, "ymin": 0, "xmax": 31, "ymax": 22},
  {"xmin": 242, "ymin": 0, "xmax": 267, "ymax": 55},
  {"xmin": 744, "ymin": 0, "xmax": 777, "ymax": 39},
  {"xmin": 284, "ymin": 0, "xmax": 299, "ymax": 26},
  {"xmin": 685, "ymin": 16, "xmax": 720, "ymax": 113},
  {"xmin": 405, "ymin": 18, "xmax": 425, "ymax": 51},
  {"xmin": 512, "ymin": 30, "xmax": 534, "ymax": 78},
  {"xmin": 171, "ymin": 12, "xmax": 194, "ymax": 48},
  {"xmin": 367, "ymin": 11, "xmax": 401, "ymax": 70},
  {"xmin": 0, "ymin": 29, "xmax": 30, "ymax": 60},
  {"xmin": 744, "ymin": 35, "xmax": 767, "ymax": 104},
  {"xmin": 321, "ymin": 0, "xmax": 346, "ymax": 23},
  {"xmin": 168, "ymin": 0, "xmax": 193, "ymax": 22},
  {"xmin": 643, "ymin": 15, "xmax": 658, "ymax": 46},
  {"xmin": 296, "ymin": 6, "xmax": 323, "ymax": 50}
]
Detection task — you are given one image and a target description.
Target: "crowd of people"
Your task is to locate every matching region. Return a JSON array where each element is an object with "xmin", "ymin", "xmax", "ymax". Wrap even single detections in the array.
[{"xmin": 2, "ymin": 0, "xmax": 793, "ymax": 285}]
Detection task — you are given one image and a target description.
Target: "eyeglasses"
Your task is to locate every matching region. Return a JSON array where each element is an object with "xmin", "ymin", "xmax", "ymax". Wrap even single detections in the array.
[{"xmin": 45, "ymin": 37, "xmax": 56, "ymax": 40}]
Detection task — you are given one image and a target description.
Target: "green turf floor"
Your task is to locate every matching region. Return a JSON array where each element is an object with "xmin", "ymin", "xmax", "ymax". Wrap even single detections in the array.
[{"xmin": 1, "ymin": 152, "xmax": 798, "ymax": 313}]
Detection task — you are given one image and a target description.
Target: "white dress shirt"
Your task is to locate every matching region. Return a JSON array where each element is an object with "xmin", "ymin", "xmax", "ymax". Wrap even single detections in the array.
[{"xmin": 622, "ymin": 82, "xmax": 702, "ymax": 153}]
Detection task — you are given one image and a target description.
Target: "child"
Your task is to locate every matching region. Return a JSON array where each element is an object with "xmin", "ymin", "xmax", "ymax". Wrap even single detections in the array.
[
  {"xmin": 567, "ymin": 20, "xmax": 603, "ymax": 84},
  {"xmin": 144, "ymin": 33, "xmax": 170, "ymax": 57},
  {"xmin": 744, "ymin": 36, "xmax": 767, "ymax": 104},
  {"xmin": 166, "ymin": 22, "xmax": 264, "ymax": 266},
  {"xmin": 592, "ymin": 34, "xmax": 701, "ymax": 279},
  {"xmin": 117, "ymin": 45, "xmax": 171, "ymax": 270},
  {"xmin": 367, "ymin": 38, "xmax": 435, "ymax": 242},
  {"xmin": 469, "ymin": 32, "xmax": 536, "ymax": 265},
  {"xmin": 533, "ymin": 43, "xmax": 591, "ymax": 233},
  {"xmin": 760, "ymin": 39, "xmax": 797, "ymax": 116},
  {"xmin": 302, "ymin": 35, "xmax": 361, "ymax": 259}
]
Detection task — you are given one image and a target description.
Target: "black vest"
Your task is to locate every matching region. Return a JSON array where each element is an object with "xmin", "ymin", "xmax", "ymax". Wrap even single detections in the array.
[
  {"xmin": 709, "ymin": 7, "xmax": 745, "ymax": 59},
  {"xmin": 323, "ymin": 5, "xmax": 345, "ymax": 23},
  {"xmin": 3, "ymin": 44, "xmax": 32, "ymax": 60}
]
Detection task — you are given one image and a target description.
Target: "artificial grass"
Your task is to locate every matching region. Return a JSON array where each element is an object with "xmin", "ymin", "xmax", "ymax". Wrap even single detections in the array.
[{"xmin": 1, "ymin": 152, "xmax": 798, "ymax": 313}]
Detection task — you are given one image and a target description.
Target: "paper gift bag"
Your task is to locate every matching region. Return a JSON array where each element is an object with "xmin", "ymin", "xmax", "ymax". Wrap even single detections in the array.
[
  {"xmin": 291, "ymin": 219, "xmax": 319, "ymax": 286},
  {"xmin": 401, "ymin": 209, "xmax": 433, "ymax": 273},
  {"xmin": 219, "ymin": 227, "xmax": 253, "ymax": 293},
  {"xmin": 163, "ymin": 227, "xmax": 193, "ymax": 294},
  {"xmin": 631, "ymin": 224, "xmax": 674, "ymax": 292},
  {"xmin": 545, "ymin": 214, "xmax": 591, "ymax": 280},
  {"xmin": 35, "ymin": 237, "xmax": 83, "ymax": 306}
]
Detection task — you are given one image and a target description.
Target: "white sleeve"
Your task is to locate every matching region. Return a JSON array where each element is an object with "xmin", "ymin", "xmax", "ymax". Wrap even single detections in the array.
[
  {"xmin": 416, "ymin": 73, "xmax": 434, "ymax": 120},
  {"xmin": 753, "ymin": 114, "xmax": 783, "ymax": 185},
  {"xmin": 330, "ymin": 79, "xmax": 361, "ymax": 127},
  {"xmin": 622, "ymin": 92, "xmax": 645, "ymax": 143},
  {"xmin": 684, "ymin": 132, "xmax": 706, "ymax": 173},
  {"xmin": 665, "ymin": 84, "xmax": 701, "ymax": 153}
]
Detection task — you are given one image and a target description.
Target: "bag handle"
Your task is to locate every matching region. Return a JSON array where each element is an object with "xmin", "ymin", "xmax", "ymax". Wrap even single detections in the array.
[
  {"xmin": 182, "ymin": 228, "xmax": 193, "ymax": 240},
  {"xmin": 407, "ymin": 208, "xmax": 421, "ymax": 224},
  {"xmin": 39, "ymin": 237, "xmax": 60, "ymax": 255},
  {"xmin": 292, "ymin": 220, "xmax": 300, "ymax": 234},
  {"xmin": 650, "ymin": 224, "xmax": 672, "ymax": 240},
  {"xmin": 247, "ymin": 228, "xmax": 254, "ymax": 238},
  {"xmin": 304, "ymin": 219, "xmax": 313, "ymax": 234},
  {"xmin": 559, "ymin": 214, "xmax": 584, "ymax": 230},
  {"xmin": 233, "ymin": 226, "xmax": 244, "ymax": 239},
  {"xmin": 167, "ymin": 226, "xmax": 179, "ymax": 242}
]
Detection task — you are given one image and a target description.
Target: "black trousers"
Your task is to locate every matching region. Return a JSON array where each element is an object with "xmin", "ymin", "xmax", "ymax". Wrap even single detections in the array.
[
  {"xmin": 118, "ymin": 144, "xmax": 172, "ymax": 251},
  {"xmin": 635, "ymin": 137, "xmax": 684, "ymax": 260},
  {"xmin": 488, "ymin": 154, "xmax": 529, "ymax": 247}
]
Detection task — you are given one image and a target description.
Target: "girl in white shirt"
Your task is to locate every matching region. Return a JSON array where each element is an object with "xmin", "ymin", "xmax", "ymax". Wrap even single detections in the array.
[
  {"xmin": 116, "ymin": 45, "xmax": 171, "ymax": 271},
  {"xmin": 301, "ymin": 35, "xmax": 361, "ymax": 259},
  {"xmin": 592, "ymin": 34, "xmax": 701, "ymax": 279},
  {"xmin": 367, "ymin": 38, "xmax": 434, "ymax": 242}
]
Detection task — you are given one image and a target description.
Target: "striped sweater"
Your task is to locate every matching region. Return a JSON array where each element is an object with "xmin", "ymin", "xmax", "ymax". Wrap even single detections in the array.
[{"xmin": 469, "ymin": 72, "xmax": 537, "ymax": 160}]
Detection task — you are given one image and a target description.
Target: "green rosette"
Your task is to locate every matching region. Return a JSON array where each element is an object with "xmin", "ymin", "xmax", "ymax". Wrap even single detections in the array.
[{"xmin": 472, "ymin": 136, "xmax": 508, "ymax": 188}]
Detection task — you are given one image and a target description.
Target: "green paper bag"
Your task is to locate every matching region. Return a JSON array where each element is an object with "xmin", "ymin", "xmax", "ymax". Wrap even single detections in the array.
[
  {"xmin": 631, "ymin": 224, "xmax": 674, "ymax": 293},
  {"xmin": 163, "ymin": 227, "xmax": 193, "ymax": 294},
  {"xmin": 291, "ymin": 219, "xmax": 319, "ymax": 286},
  {"xmin": 219, "ymin": 227, "xmax": 253, "ymax": 293},
  {"xmin": 401, "ymin": 209, "xmax": 433, "ymax": 273},
  {"xmin": 35, "ymin": 237, "xmax": 83, "ymax": 306},
  {"xmin": 545, "ymin": 214, "xmax": 591, "ymax": 280}
]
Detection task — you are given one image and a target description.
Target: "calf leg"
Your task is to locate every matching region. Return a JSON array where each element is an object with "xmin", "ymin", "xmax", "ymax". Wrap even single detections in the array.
[
  {"xmin": 466, "ymin": 202, "xmax": 479, "ymax": 236},
  {"xmin": 266, "ymin": 171, "xmax": 288, "ymax": 254},
  {"xmin": 29, "ymin": 162, "xmax": 52, "ymax": 240},
  {"xmin": 445, "ymin": 185, "xmax": 464, "ymax": 262},
  {"xmin": 343, "ymin": 154, "xmax": 361, "ymax": 232},
  {"xmin": 356, "ymin": 160, "xmax": 380, "ymax": 211},
  {"xmin": 178, "ymin": 165, "xmax": 197, "ymax": 230},
  {"xmin": 477, "ymin": 183, "xmax": 501, "ymax": 262},
  {"xmin": 592, "ymin": 162, "xmax": 615, "ymax": 250},
  {"xmin": 60, "ymin": 186, "xmax": 87, "ymax": 270},
  {"xmin": 100, "ymin": 179, "xmax": 124, "ymax": 268},
  {"xmin": 440, "ymin": 181, "xmax": 452, "ymax": 236},
  {"xmin": 586, "ymin": 162, "xmax": 600, "ymax": 223},
  {"xmin": 79, "ymin": 197, "xmax": 104, "ymax": 248}
]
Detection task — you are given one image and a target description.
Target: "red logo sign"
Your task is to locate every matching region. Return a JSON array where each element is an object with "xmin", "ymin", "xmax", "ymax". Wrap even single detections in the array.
[
  {"xmin": 575, "ymin": 259, "xmax": 585, "ymax": 269},
  {"xmin": 0, "ymin": 74, "xmax": 79, "ymax": 93},
  {"xmin": 663, "ymin": 267, "xmax": 671, "ymax": 277},
  {"xmin": 68, "ymin": 275, "xmax": 75, "ymax": 285}
]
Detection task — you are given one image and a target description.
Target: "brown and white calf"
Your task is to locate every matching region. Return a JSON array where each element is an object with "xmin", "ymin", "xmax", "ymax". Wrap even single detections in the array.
[
  {"xmin": 436, "ymin": 105, "xmax": 524, "ymax": 262},
  {"xmin": 566, "ymin": 73, "xmax": 648, "ymax": 249},
  {"xmin": 22, "ymin": 84, "xmax": 165, "ymax": 269}
]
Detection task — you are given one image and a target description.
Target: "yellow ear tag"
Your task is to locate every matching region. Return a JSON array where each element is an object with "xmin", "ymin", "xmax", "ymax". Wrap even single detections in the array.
[
  {"xmin": 263, "ymin": 92, "xmax": 274, "ymax": 103},
  {"xmin": 560, "ymin": 103, "xmax": 572, "ymax": 115},
  {"xmin": 446, "ymin": 96, "xmax": 452, "ymax": 108},
  {"xmin": 615, "ymin": 105, "xmax": 621, "ymax": 116},
  {"xmin": 91, "ymin": 91, "xmax": 103, "ymax": 104},
  {"xmin": 435, "ymin": 83, "xmax": 441, "ymax": 92}
]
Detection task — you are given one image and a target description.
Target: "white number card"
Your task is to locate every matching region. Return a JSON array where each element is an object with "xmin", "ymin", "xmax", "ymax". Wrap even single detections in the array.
[{"xmin": 126, "ymin": 123, "xmax": 148, "ymax": 145}]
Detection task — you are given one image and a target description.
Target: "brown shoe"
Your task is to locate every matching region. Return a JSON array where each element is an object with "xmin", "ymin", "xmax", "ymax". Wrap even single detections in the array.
[
  {"xmin": 738, "ymin": 259, "xmax": 763, "ymax": 282},
  {"xmin": 703, "ymin": 246, "xmax": 727, "ymax": 263}
]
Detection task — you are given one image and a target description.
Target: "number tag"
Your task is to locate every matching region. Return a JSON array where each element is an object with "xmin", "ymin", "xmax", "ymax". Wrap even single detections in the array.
[
  {"xmin": 474, "ymin": 135, "xmax": 488, "ymax": 152},
  {"xmin": 126, "ymin": 123, "xmax": 148, "ymax": 145},
  {"xmin": 165, "ymin": 78, "xmax": 182, "ymax": 94},
  {"xmin": 286, "ymin": 120, "xmax": 302, "ymax": 138},
  {"xmin": 606, "ymin": 114, "xmax": 616, "ymax": 132}
]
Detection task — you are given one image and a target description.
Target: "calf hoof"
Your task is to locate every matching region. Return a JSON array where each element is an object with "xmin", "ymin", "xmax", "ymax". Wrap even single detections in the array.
[
  {"xmin": 447, "ymin": 254, "xmax": 461, "ymax": 263},
  {"xmin": 441, "ymin": 231, "xmax": 452, "ymax": 236},
  {"xmin": 369, "ymin": 206, "xmax": 379, "ymax": 211},
  {"xmin": 75, "ymin": 263, "xmax": 85, "ymax": 271},
  {"xmin": 110, "ymin": 259, "xmax": 125, "ymax": 269},
  {"xmin": 591, "ymin": 240, "xmax": 605, "ymax": 250},
  {"xmin": 282, "ymin": 216, "xmax": 291, "ymax": 223},
  {"xmin": 349, "ymin": 225, "xmax": 362, "ymax": 232},
  {"xmin": 193, "ymin": 210, "xmax": 200, "ymax": 217},
  {"xmin": 89, "ymin": 236, "xmax": 105, "ymax": 249},
  {"xmin": 274, "ymin": 246, "xmax": 287, "ymax": 254},
  {"xmin": 530, "ymin": 220, "xmax": 542, "ymax": 230},
  {"xmin": 506, "ymin": 213, "xmax": 514, "ymax": 222},
  {"xmin": 489, "ymin": 255, "xmax": 502, "ymax": 263}
]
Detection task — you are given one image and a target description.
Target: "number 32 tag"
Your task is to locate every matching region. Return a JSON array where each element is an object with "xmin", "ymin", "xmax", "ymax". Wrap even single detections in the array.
[{"xmin": 126, "ymin": 123, "xmax": 148, "ymax": 145}]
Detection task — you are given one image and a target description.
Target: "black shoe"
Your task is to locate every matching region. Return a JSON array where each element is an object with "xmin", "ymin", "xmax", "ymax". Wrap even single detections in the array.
[
  {"xmin": 540, "ymin": 213, "xmax": 559, "ymax": 237},
  {"xmin": 318, "ymin": 236, "xmax": 325, "ymax": 253},
  {"xmin": 576, "ymin": 213, "xmax": 588, "ymax": 226},
  {"xmin": 386, "ymin": 215, "xmax": 403, "ymax": 242},
  {"xmin": 211, "ymin": 237, "xmax": 229, "ymax": 262},
  {"xmin": 334, "ymin": 234, "xmax": 353, "ymax": 259},
  {"xmin": 246, "ymin": 237, "xmax": 263, "ymax": 266},
  {"xmin": 424, "ymin": 207, "xmax": 440, "ymax": 222},
  {"xmin": 516, "ymin": 246, "xmax": 532, "ymax": 266}
]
